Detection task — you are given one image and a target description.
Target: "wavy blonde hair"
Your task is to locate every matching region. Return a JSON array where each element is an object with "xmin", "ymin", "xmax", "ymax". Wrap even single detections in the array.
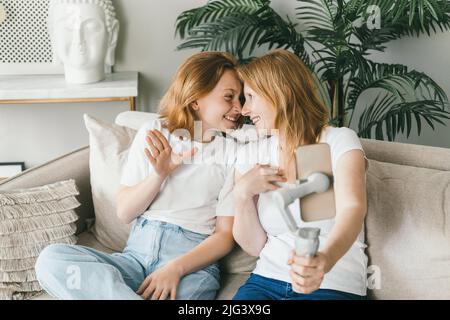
[
  {"xmin": 159, "ymin": 51, "xmax": 239, "ymax": 136},
  {"xmin": 238, "ymin": 49, "xmax": 329, "ymax": 154}
]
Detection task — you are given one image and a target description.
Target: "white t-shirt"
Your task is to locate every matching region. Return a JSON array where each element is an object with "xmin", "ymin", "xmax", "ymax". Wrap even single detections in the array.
[
  {"xmin": 235, "ymin": 126, "xmax": 369, "ymax": 296},
  {"xmin": 120, "ymin": 118, "xmax": 237, "ymax": 235}
]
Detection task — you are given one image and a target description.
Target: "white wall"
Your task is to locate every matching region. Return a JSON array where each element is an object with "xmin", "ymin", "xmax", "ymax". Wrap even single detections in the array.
[{"xmin": 1, "ymin": 0, "xmax": 449, "ymax": 170}]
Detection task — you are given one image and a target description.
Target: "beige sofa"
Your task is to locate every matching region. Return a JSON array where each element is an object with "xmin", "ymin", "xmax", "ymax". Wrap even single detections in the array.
[{"xmin": 1, "ymin": 112, "xmax": 449, "ymax": 300}]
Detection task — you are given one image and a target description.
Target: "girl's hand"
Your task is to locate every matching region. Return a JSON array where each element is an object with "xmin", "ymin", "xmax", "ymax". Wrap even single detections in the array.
[
  {"xmin": 234, "ymin": 164, "xmax": 286, "ymax": 200},
  {"xmin": 144, "ymin": 129, "xmax": 197, "ymax": 179},
  {"xmin": 136, "ymin": 262, "xmax": 183, "ymax": 300},
  {"xmin": 287, "ymin": 250, "xmax": 329, "ymax": 294}
]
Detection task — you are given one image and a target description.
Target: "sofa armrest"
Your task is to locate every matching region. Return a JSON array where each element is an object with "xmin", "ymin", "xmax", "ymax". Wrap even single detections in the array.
[{"xmin": 0, "ymin": 146, "xmax": 95, "ymax": 234}]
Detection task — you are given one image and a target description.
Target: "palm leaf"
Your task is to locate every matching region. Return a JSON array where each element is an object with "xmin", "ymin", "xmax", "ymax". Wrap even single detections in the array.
[
  {"xmin": 175, "ymin": 0, "xmax": 269, "ymax": 38},
  {"xmin": 177, "ymin": 12, "xmax": 265, "ymax": 58},
  {"xmin": 353, "ymin": 0, "xmax": 450, "ymax": 53},
  {"xmin": 358, "ymin": 95, "xmax": 450, "ymax": 140},
  {"xmin": 346, "ymin": 61, "xmax": 447, "ymax": 116},
  {"xmin": 178, "ymin": 6, "xmax": 311, "ymax": 65},
  {"xmin": 296, "ymin": 0, "xmax": 338, "ymax": 31}
]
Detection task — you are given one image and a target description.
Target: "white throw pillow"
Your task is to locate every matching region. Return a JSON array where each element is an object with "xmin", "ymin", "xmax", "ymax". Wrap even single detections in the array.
[{"xmin": 83, "ymin": 114, "xmax": 137, "ymax": 252}]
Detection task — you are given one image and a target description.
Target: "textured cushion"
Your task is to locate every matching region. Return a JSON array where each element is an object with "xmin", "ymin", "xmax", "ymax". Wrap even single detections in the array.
[
  {"xmin": 0, "ymin": 146, "xmax": 94, "ymax": 235},
  {"xmin": 0, "ymin": 180, "xmax": 79, "ymax": 300},
  {"xmin": 365, "ymin": 159, "xmax": 450, "ymax": 299},
  {"xmin": 84, "ymin": 114, "xmax": 136, "ymax": 252}
]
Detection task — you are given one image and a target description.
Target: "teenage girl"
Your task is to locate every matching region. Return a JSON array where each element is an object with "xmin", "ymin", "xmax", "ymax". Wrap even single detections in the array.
[{"xmin": 36, "ymin": 51, "xmax": 243, "ymax": 300}]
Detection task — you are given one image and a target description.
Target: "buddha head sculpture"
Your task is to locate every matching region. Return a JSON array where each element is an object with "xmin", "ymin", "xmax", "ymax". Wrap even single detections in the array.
[{"xmin": 48, "ymin": 0, "xmax": 119, "ymax": 84}]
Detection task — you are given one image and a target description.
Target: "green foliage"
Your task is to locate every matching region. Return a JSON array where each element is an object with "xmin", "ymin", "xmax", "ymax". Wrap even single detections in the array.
[{"xmin": 175, "ymin": 0, "xmax": 450, "ymax": 140}]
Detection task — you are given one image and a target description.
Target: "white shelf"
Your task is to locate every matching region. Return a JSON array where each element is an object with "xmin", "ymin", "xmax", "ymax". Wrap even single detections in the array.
[{"xmin": 0, "ymin": 71, "xmax": 138, "ymax": 100}]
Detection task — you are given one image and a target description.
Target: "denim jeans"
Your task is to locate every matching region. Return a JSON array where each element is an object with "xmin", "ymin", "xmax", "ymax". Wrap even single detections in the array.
[
  {"xmin": 233, "ymin": 273, "xmax": 366, "ymax": 300},
  {"xmin": 35, "ymin": 216, "xmax": 220, "ymax": 300}
]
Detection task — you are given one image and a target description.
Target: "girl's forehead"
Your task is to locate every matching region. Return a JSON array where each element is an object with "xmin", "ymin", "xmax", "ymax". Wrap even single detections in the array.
[{"xmin": 216, "ymin": 71, "xmax": 242, "ymax": 91}]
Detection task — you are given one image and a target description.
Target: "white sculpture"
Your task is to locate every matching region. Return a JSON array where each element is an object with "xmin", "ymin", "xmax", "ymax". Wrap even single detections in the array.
[{"xmin": 48, "ymin": 0, "xmax": 119, "ymax": 84}]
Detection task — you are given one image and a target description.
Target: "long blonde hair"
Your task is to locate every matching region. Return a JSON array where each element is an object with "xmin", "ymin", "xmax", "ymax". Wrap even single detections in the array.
[
  {"xmin": 238, "ymin": 49, "xmax": 329, "ymax": 154},
  {"xmin": 159, "ymin": 51, "xmax": 239, "ymax": 137}
]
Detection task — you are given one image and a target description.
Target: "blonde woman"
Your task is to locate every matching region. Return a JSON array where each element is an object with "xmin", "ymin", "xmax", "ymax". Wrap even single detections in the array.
[
  {"xmin": 232, "ymin": 49, "xmax": 368, "ymax": 300},
  {"xmin": 36, "ymin": 52, "xmax": 243, "ymax": 300}
]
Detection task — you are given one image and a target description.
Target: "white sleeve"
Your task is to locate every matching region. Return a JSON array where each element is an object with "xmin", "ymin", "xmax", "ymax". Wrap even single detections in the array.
[
  {"xmin": 234, "ymin": 142, "xmax": 255, "ymax": 175},
  {"xmin": 330, "ymin": 127, "xmax": 368, "ymax": 173},
  {"xmin": 119, "ymin": 120, "xmax": 158, "ymax": 187},
  {"xmin": 215, "ymin": 167, "xmax": 236, "ymax": 217}
]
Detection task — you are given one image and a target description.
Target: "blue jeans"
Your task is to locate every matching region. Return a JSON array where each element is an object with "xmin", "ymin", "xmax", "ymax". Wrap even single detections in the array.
[
  {"xmin": 233, "ymin": 274, "xmax": 366, "ymax": 300},
  {"xmin": 35, "ymin": 217, "xmax": 220, "ymax": 300}
]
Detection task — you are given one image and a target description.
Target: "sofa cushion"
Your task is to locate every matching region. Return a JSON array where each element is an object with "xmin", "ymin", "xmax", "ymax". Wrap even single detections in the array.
[
  {"xmin": 365, "ymin": 159, "xmax": 450, "ymax": 299},
  {"xmin": 219, "ymin": 246, "xmax": 257, "ymax": 274},
  {"xmin": 0, "ymin": 180, "xmax": 79, "ymax": 300},
  {"xmin": 84, "ymin": 114, "xmax": 136, "ymax": 252},
  {"xmin": 216, "ymin": 273, "xmax": 250, "ymax": 300}
]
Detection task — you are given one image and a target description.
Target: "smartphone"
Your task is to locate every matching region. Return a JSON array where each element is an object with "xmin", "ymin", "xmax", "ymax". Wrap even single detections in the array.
[{"xmin": 295, "ymin": 143, "xmax": 336, "ymax": 222}]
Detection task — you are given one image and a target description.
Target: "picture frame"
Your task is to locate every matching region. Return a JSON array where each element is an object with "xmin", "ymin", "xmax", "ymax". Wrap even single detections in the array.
[
  {"xmin": 0, "ymin": 0, "xmax": 63, "ymax": 75},
  {"xmin": 0, "ymin": 162, "xmax": 25, "ymax": 181}
]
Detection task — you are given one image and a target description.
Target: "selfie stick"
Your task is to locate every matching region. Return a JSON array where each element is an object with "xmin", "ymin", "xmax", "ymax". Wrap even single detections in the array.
[{"xmin": 273, "ymin": 172, "xmax": 331, "ymax": 257}]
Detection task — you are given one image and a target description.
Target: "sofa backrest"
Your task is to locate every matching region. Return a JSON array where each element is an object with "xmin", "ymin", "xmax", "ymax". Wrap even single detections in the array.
[
  {"xmin": 361, "ymin": 138, "xmax": 450, "ymax": 171},
  {"xmin": 361, "ymin": 139, "xmax": 450, "ymax": 300}
]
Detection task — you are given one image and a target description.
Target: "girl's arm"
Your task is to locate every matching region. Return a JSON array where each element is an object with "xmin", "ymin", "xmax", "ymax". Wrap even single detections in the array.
[
  {"xmin": 171, "ymin": 216, "xmax": 235, "ymax": 276},
  {"xmin": 117, "ymin": 129, "xmax": 197, "ymax": 224},
  {"xmin": 116, "ymin": 173, "xmax": 166, "ymax": 224},
  {"xmin": 232, "ymin": 165, "xmax": 286, "ymax": 257}
]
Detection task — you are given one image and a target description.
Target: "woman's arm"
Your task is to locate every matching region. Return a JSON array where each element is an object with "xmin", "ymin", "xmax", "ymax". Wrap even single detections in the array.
[
  {"xmin": 320, "ymin": 149, "xmax": 367, "ymax": 271},
  {"xmin": 289, "ymin": 149, "xmax": 367, "ymax": 294},
  {"xmin": 233, "ymin": 186, "xmax": 267, "ymax": 256},
  {"xmin": 232, "ymin": 165, "xmax": 286, "ymax": 257},
  {"xmin": 137, "ymin": 216, "xmax": 235, "ymax": 300}
]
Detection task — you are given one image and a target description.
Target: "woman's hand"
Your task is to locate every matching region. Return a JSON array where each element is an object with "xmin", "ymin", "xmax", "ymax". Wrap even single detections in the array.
[
  {"xmin": 287, "ymin": 250, "xmax": 329, "ymax": 294},
  {"xmin": 144, "ymin": 129, "xmax": 197, "ymax": 179},
  {"xmin": 136, "ymin": 262, "xmax": 183, "ymax": 300},
  {"xmin": 234, "ymin": 164, "xmax": 286, "ymax": 200}
]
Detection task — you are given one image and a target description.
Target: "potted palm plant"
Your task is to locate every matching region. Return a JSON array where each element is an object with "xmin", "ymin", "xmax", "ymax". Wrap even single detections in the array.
[{"xmin": 175, "ymin": 0, "xmax": 450, "ymax": 140}]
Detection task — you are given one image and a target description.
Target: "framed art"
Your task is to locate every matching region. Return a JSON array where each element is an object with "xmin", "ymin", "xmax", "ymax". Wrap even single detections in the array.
[
  {"xmin": 0, "ymin": 162, "xmax": 25, "ymax": 180},
  {"xmin": 0, "ymin": 0, "xmax": 62, "ymax": 75}
]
